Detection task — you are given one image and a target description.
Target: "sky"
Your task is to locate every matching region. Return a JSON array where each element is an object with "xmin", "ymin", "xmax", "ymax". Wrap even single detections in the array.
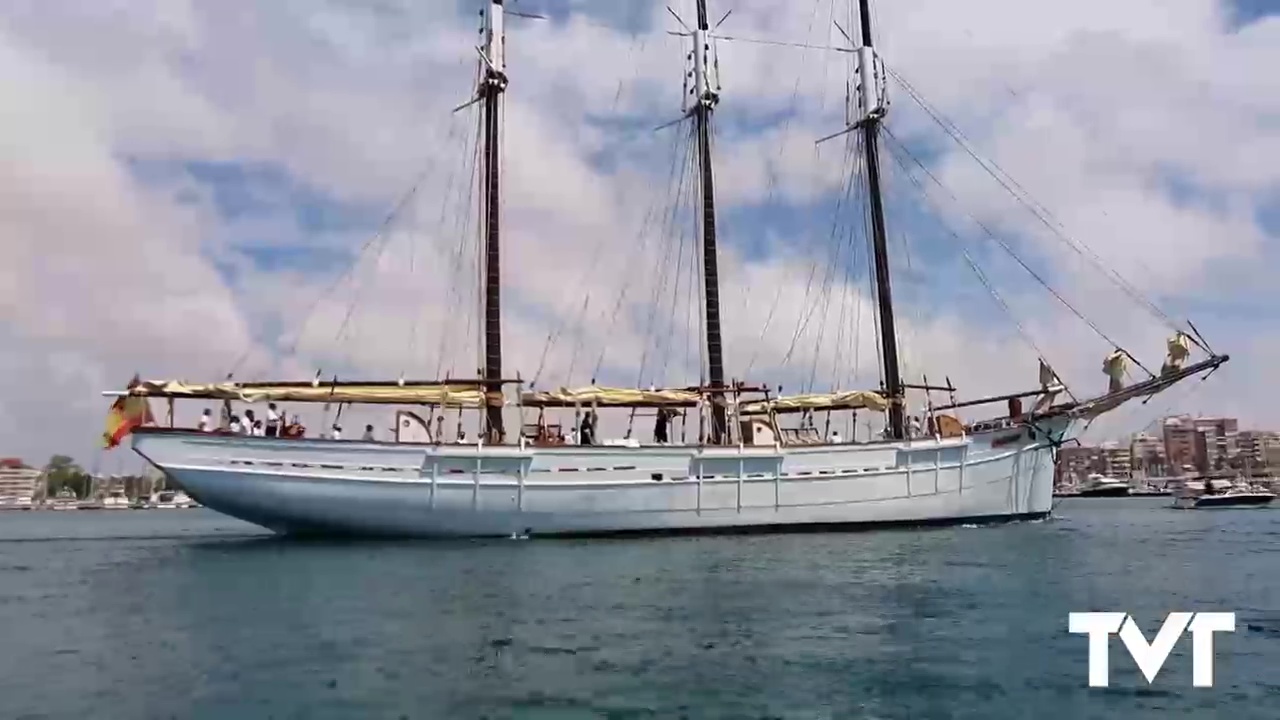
[{"xmin": 1, "ymin": 0, "xmax": 1278, "ymax": 468}]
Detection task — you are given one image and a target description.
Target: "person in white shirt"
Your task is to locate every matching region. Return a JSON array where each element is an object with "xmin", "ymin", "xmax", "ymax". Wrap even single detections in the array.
[
  {"xmin": 252, "ymin": 420, "xmax": 265, "ymax": 437},
  {"xmin": 265, "ymin": 403, "xmax": 281, "ymax": 437},
  {"xmin": 828, "ymin": 430, "xmax": 841, "ymax": 444},
  {"xmin": 228, "ymin": 415, "xmax": 244, "ymax": 434},
  {"xmin": 198, "ymin": 409, "xmax": 213, "ymax": 432},
  {"xmin": 331, "ymin": 425, "xmax": 343, "ymax": 441}
]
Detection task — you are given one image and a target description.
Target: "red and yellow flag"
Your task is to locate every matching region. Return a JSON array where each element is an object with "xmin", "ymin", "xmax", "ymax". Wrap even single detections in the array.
[{"xmin": 102, "ymin": 376, "xmax": 155, "ymax": 449}]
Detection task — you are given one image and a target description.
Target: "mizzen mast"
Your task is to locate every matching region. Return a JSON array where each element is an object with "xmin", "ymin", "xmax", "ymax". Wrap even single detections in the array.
[
  {"xmin": 691, "ymin": 0, "xmax": 728, "ymax": 445},
  {"xmin": 480, "ymin": 0, "xmax": 508, "ymax": 442},
  {"xmin": 854, "ymin": 0, "xmax": 905, "ymax": 440}
]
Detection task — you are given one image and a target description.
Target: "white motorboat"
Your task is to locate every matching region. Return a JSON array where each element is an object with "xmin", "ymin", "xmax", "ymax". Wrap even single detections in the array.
[
  {"xmin": 149, "ymin": 490, "xmax": 199, "ymax": 509},
  {"xmin": 1172, "ymin": 479, "xmax": 1276, "ymax": 509},
  {"xmin": 1076, "ymin": 474, "xmax": 1131, "ymax": 498}
]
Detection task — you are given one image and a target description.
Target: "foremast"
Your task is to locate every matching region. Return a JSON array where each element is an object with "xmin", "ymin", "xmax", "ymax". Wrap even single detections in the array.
[
  {"xmin": 480, "ymin": 0, "xmax": 508, "ymax": 443},
  {"xmin": 853, "ymin": 0, "xmax": 906, "ymax": 439},
  {"xmin": 691, "ymin": 0, "xmax": 728, "ymax": 445}
]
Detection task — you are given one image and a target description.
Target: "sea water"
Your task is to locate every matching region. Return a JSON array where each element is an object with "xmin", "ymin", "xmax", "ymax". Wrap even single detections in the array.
[{"xmin": 0, "ymin": 499, "xmax": 1276, "ymax": 719}]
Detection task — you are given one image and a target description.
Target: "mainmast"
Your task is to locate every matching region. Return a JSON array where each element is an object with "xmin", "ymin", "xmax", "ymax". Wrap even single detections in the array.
[
  {"xmin": 854, "ymin": 0, "xmax": 905, "ymax": 439},
  {"xmin": 480, "ymin": 0, "xmax": 508, "ymax": 442},
  {"xmin": 691, "ymin": 0, "xmax": 728, "ymax": 445}
]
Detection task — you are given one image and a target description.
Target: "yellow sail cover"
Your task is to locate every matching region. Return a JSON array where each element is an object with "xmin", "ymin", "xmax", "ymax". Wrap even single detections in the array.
[
  {"xmin": 740, "ymin": 390, "xmax": 888, "ymax": 416},
  {"xmin": 124, "ymin": 380, "xmax": 489, "ymax": 407},
  {"xmin": 520, "ymin": 386, "xmax": 701, "ymax": 408}
]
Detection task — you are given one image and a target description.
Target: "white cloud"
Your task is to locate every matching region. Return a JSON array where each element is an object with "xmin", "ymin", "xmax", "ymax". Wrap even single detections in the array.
[{"xmin": 0, "ymin": 0, "xmax": 1276, "ymax": 467}]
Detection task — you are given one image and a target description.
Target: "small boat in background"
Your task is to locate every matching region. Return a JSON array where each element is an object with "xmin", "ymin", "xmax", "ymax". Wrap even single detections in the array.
[
  {"xmin": 101, "ymin": 489, "xmax": 131, "ymax": 510},
  {"xmin": 1172, "ymin": 477, "xmax": 1276, "ymax": 509},
  {"xmin": 48, "ymin": 487, "xmax": 79, "ymax": 511},
  {"xmin": 149, "ymin": 490, "xmax": 199, "ymax": 509},
  {"xmin": 1076, "ymin": 474, "xmax": 1131, "ymax": 497}
]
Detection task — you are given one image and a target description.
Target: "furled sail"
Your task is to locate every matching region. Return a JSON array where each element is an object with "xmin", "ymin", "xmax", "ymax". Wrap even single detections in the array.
[
  {"xmin": 520, "ymin": 386, "xmax": 702, "ymax": 408},
  {"xmin": 739, "ymin": 390, "xmax": 889, "ymax": 416},
  {"xmin": 122, "ymin": 380, "xmax": 489, "ymax": 407},
  {"xmin": 1102, "ymin": 350, "xmax": 1127, "ymax": 394},
  {"xmin": 1038, "ymin": 359, "xmax": 1061, "ymax": 390},
  {"xmin": 1162, "ymin": 332, "xmax": 1191, "ymax": 375}
]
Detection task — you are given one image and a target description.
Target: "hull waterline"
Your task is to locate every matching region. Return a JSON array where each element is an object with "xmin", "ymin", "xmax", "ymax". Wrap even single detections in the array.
[{"xmin": 131, "ymin": 421, "xmax": 1067, "ymax": 539}]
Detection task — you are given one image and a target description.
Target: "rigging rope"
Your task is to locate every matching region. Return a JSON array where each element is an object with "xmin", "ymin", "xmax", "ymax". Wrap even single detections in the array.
[
  {"xmin": 733, "ymin": 0, "xmax": 840, "ymax": 368},
  {"xmin": 776, "ymin": 134, "xmax": 859, "ymax": 374},
  {"xmin": 709, "ymin": 34, "xmax": 854, "ymax": 54},
  {"xmin": 802, "ymin": 133, "xmax": 862, "ymax": 393},
  {"xmin": 534, "ymin": 30, "xmax": 665, "ymax": 387},
  {"xmin": 435, "ymin": 94, "xmax": 483, "ymax": 379},
  {"xmin": 635, "ymin": 121, "xmax": 697, "ymax": 388},
  {"xmin": 256, "ymin": 145, "xmax": 440, "ymax": 373},
  {"xmin": 886, "ymin": 133, "xmax": 1065, "ymax": 396},
  {"xmin": 883, "ymin": 64, "xmax": 1186, "ymax": 337},
  {"xmin": 880, "ymin": 125, "xmax": 1152, "ymax": 377}
]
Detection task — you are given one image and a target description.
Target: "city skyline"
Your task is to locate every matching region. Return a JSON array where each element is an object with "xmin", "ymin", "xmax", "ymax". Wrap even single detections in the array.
[{"xmin": 1055, "ymin": 413, "xmax": 1280, "ymax": 486}]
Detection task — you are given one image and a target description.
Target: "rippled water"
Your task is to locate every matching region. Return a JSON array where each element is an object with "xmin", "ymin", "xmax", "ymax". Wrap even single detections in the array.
[{"xmin": 0, "ymin": 499, "xmax": 1276, "ymax": 719}]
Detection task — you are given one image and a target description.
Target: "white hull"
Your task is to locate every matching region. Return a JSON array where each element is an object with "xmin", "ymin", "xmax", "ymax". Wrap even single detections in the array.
[{"xmin": 131, "ymin": 418, "xmax": 1069, "ymax": 538}]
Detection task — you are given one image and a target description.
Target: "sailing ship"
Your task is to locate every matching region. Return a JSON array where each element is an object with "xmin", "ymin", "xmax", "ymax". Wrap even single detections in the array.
[{"xmin": 103, "ymin": 0, "xmax": 1228, "ymax": 538}]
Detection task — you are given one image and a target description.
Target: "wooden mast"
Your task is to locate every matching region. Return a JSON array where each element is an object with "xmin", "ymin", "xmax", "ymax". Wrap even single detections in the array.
[
  {"xmin": 856, "ymin": 0, "xmax": 906, "ymax": 440},
  {"xmin": 480, "ymin": 0, "xmax": 508, "ymax": 443},
  {"xmin": 692, "ymin": 0, "xmax": 728, "ymax": 444}
]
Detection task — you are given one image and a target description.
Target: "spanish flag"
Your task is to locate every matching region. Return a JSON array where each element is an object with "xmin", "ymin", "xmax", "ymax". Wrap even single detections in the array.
[{"xmin": 102, "ymin": 375, "xmax": 155, "ymax": 449}]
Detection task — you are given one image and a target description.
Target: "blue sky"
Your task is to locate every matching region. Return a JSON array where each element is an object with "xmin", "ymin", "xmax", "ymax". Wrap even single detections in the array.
[
  {"xmin": 133, "ymin": 0, "xmax": 1280, "ymax": 327},
  {"xmin": 1230, "ymin": 0, "xmax": 1278, "ymax": 25}
]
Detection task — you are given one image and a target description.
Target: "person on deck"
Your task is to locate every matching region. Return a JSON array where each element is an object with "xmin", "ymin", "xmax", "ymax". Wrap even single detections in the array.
[
  {"xmin": 266, "ymin": 403, "xmax": 281, "ymax": 437},
  {"xmin": 580, "ymin": 411, "xmax": 597, "ymax": 446},
  {"xmin": 283, "ymin": 415, "xmax": 305, "ymax": 439},
  {"xmin": 828, "ymin": 429, "xmax": 841, "ymax": 444},
  {"xmin": 331, "ymin": 424, "xmax": 343, "ymax": 441},
  {"xmin": 251, "ymin": 420, "xmax": 265, "ymax": 437},
  {"xmin": 909, "ymin": 416, "xmax": 923, "ymax": 438},
  {"xmin": 244, "ymin": 409, "xmax": 257, "ymax": 435},
  {"xmin": 198, "ymin": 409, "xmax": 213, "ymax": 432},
  {"xmin": 228, "ymin": 415, "xmax": 244, "ymax": 434},
  {"xmin": 362, "ymin": 424, "xmax": 375, "ymax": 441},
  {"xmin": 654, "ymin": 408, "xmax": 670, "ymax": 444}
]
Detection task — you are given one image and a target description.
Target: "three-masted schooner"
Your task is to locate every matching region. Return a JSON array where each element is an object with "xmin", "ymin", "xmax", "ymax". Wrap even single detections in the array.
[{"xmin": 104, "ymin": 0, "xmax": 1227, "ymax": 538}]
